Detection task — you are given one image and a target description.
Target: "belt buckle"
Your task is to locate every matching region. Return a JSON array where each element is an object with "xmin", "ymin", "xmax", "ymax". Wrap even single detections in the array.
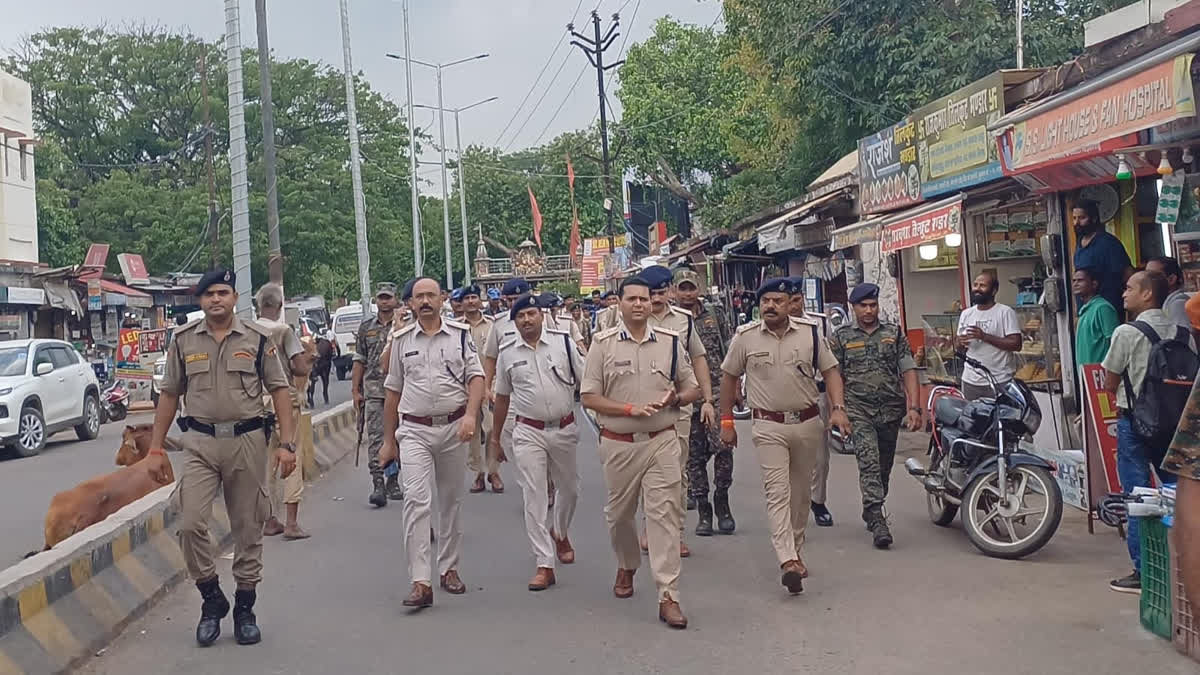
[
  {"xmin": 431, "ymin": 414, "xmax": 450, "ymax": 426},
  {"xmin": 631, "ymin": 431, "xmax": 651, "ymax": 442},
  {"xmin": 213, "ymin": 422, "xmax": 236, "ymax": 439},
  {"xmin": 544, "ymin": 418, "xmax": 561, "ymax": 430},
  {"xmin": 784, "ymin": 411, "xmax": 801, "ymax": 424}
]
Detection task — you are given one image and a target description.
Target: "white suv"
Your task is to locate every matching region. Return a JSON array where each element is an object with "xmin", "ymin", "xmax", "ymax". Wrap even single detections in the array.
[{"xmin": 0, "ymin": 339, "xmax": 101, "ymax": 457}]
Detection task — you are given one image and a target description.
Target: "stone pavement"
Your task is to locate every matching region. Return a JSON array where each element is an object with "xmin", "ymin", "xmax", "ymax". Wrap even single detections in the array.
[{"xmin": 76, "ymin": 413, "xmax": 1194, "ymax": 675}]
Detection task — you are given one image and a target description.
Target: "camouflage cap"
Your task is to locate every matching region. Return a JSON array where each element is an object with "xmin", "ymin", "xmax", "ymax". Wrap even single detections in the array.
[
  {"xmin": 375, "ymin": 282, "xmax": 397, "ymax": 298},
  {"xmin": 673, "ymin": 268, "xmax": 701, "ymax": 288}
]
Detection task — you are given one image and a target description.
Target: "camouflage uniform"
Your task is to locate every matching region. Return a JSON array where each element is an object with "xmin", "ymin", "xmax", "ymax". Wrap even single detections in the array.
[
  {"xmin": 830, "ymin": 322, "xmax": 916, "ymax": 518},
  {"xmin": 687, "ymin": 301, "xmax": 733, "ymax": 500},
  {"xmin": 354, "ymin": 315, "xmax": 391, "ymax": 480},
  {"xmin": 1164, "ymin": 377, "xmax": 1200, "ymax": 480}
]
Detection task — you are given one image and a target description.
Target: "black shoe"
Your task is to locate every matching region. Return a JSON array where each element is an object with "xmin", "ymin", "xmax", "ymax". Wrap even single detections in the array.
[
  {"xmin": 812, "ymin": 502, "xmax": 834, "ymax": 527},
  {"xmin": 385, "ymin": 474, "xmax": 404, "ymax": 501},
  {"xmin": 233, "ymin": 589, "xmax": 261, "ymax": 645},
  {"xmin": 713, "ymin": 489, "xmax": 736, "ymax": 534},
  {"xmin": 369, "ymin": 476, "xmax": 387, "ymax": 508},
  {"xmin": 686, "ymin": 495, "xmax": 696, "ymax": 511},
  {"xmin": 1109, "ymin": 571, "xmax": 1141, "ymax": 594},
  {"xmin": 195, "ymin": 577, "xmax": 230, "ymax": 647},
  {"xmin": 695, "ymin": 500, "xmax": 714, "ymax": 537}
]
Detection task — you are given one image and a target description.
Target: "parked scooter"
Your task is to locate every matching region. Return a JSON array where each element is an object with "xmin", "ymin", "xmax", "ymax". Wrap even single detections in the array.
[
  {"xmin": 100, "ymin": 379, "xmax": 129, "ymax": 423},
  {"xmin": 904, "ymin": 354, "xmax": 1063, "ymax": 559}
]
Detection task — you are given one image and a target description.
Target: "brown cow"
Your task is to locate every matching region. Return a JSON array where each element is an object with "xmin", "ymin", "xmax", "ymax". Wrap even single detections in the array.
[{"xmin": 26, "ymin": 425, "xmax": 178, "ymax": 558}]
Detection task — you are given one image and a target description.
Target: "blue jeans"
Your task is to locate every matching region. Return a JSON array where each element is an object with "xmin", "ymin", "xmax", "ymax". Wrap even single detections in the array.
[{"xmin": 1116, "ymin": 416, "xmax": 1163, "ymax": 572}]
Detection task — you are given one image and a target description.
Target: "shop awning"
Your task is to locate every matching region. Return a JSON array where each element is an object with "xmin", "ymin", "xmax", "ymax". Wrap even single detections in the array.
[
  {"xmin": 830, "ymin": 217, "xmax": 883, "ymax": 251},
  {"xmin": 41, "ymin": 281, "xmax": 84, "ymax": 316},
  {"xmin": 877, "ymin": 194, "xmax": 965, "ymax": 254},
  {"xmin": 756, "ymin": 191, "xmax": 847, "ymax": 254},
  {"xmin": 99, "ymin": 279, "xmax": 153, "ymax": 308}
]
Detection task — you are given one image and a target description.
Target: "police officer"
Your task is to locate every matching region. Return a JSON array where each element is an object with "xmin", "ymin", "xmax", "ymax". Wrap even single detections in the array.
[
  {"xmin": 719, "ymin": 278, "xmax": 849, "ymax": 595},
  {"xmin": 581, "ymin": 275, "xmax": 701, "ymax": 629},
  {"xmin": 145, "ymin": 268, "xmax": 295, "ymax": 646},
  {"xmin": 830, "ymin": 283, "xmax": 922, "ymax": 549},
  {"xmin": 255, "ymin": 283, "xmax": 314, "ymax": 541},
  {"xmin": 539, "ymin": 292, "xmax": 588, "ymax": 354},
  {"xmin": 675, "ymin": 267, "xmax": 736, "ymax": 536},
  {"xmin": 449, "ymin": 288, "xmax": 466, "ymax": 319},
  {"xmin": 785, "ymin": 277, "xmax": 835, "ymax": 528},
  {"xmin": 481, "ymin": 277, "xmax": 534, "ymax": 493},
  {"xmin": 353, "ymin": 282, "xmax": 404, "ymax": 507},
  {"xmin": 490, "ymin": 294, "xmax": 583, "ymax": 591},
  {"xmin": 459, "ymin": 284, "xmax": 497, "ymax": 493},
  {"xmin": 380, "ymin": 277, "xmax": 485, "ymax": 608}
]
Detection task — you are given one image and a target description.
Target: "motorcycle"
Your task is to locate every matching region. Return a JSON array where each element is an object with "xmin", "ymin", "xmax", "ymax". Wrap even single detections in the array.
[
  {"xmin": 904, "ymin": 354, "xmax": 1063, "ymax": 559},
  {"xmin": 100, "ymin": 379, "xmax": 129, "ymax": 423}
]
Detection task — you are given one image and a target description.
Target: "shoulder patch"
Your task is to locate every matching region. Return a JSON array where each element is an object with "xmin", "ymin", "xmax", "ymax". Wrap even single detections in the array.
[
  {"xmin": 670, "ymin": 305, "xmax": 694, "ymax": 318},
  {"xmin": 594, "ymin": 326, "xmax": 621, "ymax": 341},
  {"xmin": 653, "ymin": 325, "xmax": 681, "ymax": 338},
  {"xmin": 736, "ymin": 321, "xmax": 760, "ymax": 334},
  {"xmin": 545, "ymin": 327, "xmax": 569, "ymax": 335}
]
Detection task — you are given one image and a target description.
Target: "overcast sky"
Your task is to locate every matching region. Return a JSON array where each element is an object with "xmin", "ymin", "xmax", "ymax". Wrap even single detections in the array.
[{"xmin": 5, "ymin": 0, "xmax": 722, "ymax": 194}]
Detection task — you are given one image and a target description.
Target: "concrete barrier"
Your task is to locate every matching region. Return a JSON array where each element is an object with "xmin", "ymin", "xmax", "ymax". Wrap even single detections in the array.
[{"xmin": 0, "ymin": 402, "xmax": 357, "ymax": 675}]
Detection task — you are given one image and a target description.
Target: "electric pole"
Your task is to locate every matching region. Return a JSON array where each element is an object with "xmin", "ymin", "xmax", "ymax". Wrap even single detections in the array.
[
  {"xmin": 224, "ymin": 0, "xmax": 253, "ymax": 316},
  {"xmin": 339, "ymin": 0, "xmax": 371, "ymax": 316},
  {"xmin": 200, "ymin": 51, "xmax": 220, "ymax": 269},
  {"xmin": 570, "ymin": 11, "xmax": 622, "ymax": 252},
  {"xmin": 256, "ymin": 0, "xmax": 283, "ymax": 288}
]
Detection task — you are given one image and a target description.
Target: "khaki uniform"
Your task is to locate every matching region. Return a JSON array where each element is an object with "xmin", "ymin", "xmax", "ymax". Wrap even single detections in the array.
[
  {"xmin": 495, "ymin": 327, "xmax": 583, "ymax": 568},
  {"xmin": 463, "ymin": 313, "xmax": 497, "ymax": 476},
  {"xmin": 484, "ymin": 313, "xmax": 520, "ymax": 456},
  {"xmin": 161, "ymin": 316, "xmax": 290, "ymax": 587},
  {"xmin": 722, "ymin": 317, "xmax": 838, "ymax": 566},
  {"xmin": 259, "ymin": 317, "xmax": 306, "ymax": 509},
  {"xmin": 385, "ymin": 319, "xmax": 484, "ymax": 585},
  {"xmin": 582, "ymin": 324, "xmax": 698, "ymax": 604}
]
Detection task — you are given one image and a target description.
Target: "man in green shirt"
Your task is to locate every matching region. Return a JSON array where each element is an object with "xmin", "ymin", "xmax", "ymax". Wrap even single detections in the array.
[{"xmin": 1073, "ymin": 266, "xmax": 1119, "ymax": 365}]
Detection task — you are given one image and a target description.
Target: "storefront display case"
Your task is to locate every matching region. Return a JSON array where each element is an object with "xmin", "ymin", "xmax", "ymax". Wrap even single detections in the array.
[
  {"xmin": 919, "ymin": 313, "xmax": 961, "ymax": 385},
  {"xmin": 1013, "ymin": 304, "xmax": 1062, "ymax": 388}
]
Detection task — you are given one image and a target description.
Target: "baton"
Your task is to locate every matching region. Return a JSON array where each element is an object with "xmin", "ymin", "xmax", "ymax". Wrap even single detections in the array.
[{"xmin": 354, "ymin": 400, "xmax": 365, "ymax": 467}]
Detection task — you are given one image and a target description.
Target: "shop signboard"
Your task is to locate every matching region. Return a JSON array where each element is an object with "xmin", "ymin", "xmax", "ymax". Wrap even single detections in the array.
[
  {"xmin": 139, "ymin": 328, "xmax": 167, "ymax": 354},
  {"xmin": 580, "ymin": 255, "xmax": 606, "ymax": 294},
  {"xmin": 857, "ymin": 117, "xmax": 921, "ymax": 214},
  {"xmin": 1001, "ymin": 54, "xmax": 1196, "ymax": 172},
  {"xmin": 1081, "ymin": 363, "xmax": 1122, "ymax": 494},
  {"xmin": 915, "ymin": 72, "xmax": 1005, "ymax": 198},
  {"xmin": 117, "ymin": 253, "xmax": 150, "ymax": 285},
  {"xmin": 0, "ymin": 314, "xmax": 21, "ymax": 332},
  {"xmin": 6, "ymin": 287, "xmax": 44, "ymax": 305},
  {"xmin": 83, "ymin": 243, "xmax": 109, "ymax": 269},
  {"xmin": 830, "ymin": 221, "xmax": 880, "ymax": 251},
  {"xmin": 792, "ymin": 219, "xmax": 834, "ymax": 251},
  {"xmin": 87, "ymin": 279, "xmax": 102, "ymax": 311},
  {"xmin": 880, "ymin": 197, "xmax": 963, "ymax": 254},
  {"xmin": 117, "ymin": 328, "xmax": 140, "ymax": 369}
]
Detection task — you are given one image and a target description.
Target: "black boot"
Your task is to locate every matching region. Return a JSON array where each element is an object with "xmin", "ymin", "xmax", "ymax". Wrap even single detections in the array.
[
  {"xmin": 195, "ymin": 577, "xmax": 229, "ymax": 647},
  {"xmin": 864, "ymin": 505, "xmax": 893, "ymax": 549},
  {"xmin": 385, "ymin": 474, "xmax": 404, "ymax": 501},
  {"xmin": 233, "ymin": 588, "xmax": 261, "ymax": 645},
  {"xmin": 695, "ymin": 500, "xmax": 714, "ymax": 537},
  {"xmin": 713, "ymin": 489, "xmax": 736, "ymax": 534},
  {"xmin": 368, "ymin": 475, "xmax": 387, "ymax": 507},
  {"xmin": 686, "ymin": 495, "xmax": 696, "ymax": 511}
]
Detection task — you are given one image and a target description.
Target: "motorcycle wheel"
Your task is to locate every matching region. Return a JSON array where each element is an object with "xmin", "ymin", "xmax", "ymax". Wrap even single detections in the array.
[
  {"xmin": 961, "ymin": 464, "xmax": 1062, "ymax": 560},
  {"xmin": 925, "ymin": 444, "xmax": 958, "ymax": 526},
  {"xmin": 99, "ymin": 405, "xmax": 109, "ymax": 425},
  {"xmin": 110, "ymin": 404, "xmax": 128, "ymax": 422}
]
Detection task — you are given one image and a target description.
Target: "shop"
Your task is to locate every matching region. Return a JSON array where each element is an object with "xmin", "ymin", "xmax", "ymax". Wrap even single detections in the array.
[{"xmin": 0, "ymin": 286, "xmax": 44, "ymax": 340}]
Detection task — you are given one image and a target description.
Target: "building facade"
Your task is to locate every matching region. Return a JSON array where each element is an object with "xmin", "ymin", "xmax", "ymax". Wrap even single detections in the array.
[{"xmin": 0, "ymin": 69, "xmax": 37, "ymax": 264}]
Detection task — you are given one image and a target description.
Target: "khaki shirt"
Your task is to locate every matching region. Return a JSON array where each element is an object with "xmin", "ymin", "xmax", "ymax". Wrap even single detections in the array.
[
  {"xmin": 464, "ymin": 313, "xmax": 493, "ymax": 356},
  {"xmin": 384, "ymin": 318, "xmax": 484, "ymax": 416},
  {"xmin": 595, "ymin": 306, "xmax": 619, "ymax": 332},
  {"xmin": 258, "ymin": 316, "xmax": 306, "ymax": 411},
  {"xmin": 483, "ymin": 313, "xmax": 518, "ymax": 362},
  {"xmin": 161, "ymin": 315, "xmax": 290, "ymax": 423},
  {"xmin": 581, "ymin": 324, "xmax": 698, "ymax": 434},
  {"xmin": 722, "ymin": 317, "xmax": 839, "ymax": 412},
  {"xmin": 495, "ymin": 327, "xmax": 584, "ymax": 422}
]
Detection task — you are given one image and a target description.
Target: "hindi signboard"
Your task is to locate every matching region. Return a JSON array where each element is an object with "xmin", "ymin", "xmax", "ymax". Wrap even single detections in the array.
[
  {"xmin": 858, "ymin": 118, "xmax": 922, "ymax": 214},
  {"xmin": 916, "ymin": 72, "xmax": 1005, "ymax": 198},
  {"xmin": 880, "ymin": 197, "xmax": 963, "ymax": 254}
]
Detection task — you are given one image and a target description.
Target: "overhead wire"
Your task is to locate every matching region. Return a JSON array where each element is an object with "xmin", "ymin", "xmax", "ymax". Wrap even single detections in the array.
[{"xmin": 530, "ymin": 63, "xmax": 591, "ymax": 148}]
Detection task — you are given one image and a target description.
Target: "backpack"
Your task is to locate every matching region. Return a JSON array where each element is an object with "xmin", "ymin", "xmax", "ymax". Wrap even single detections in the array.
[{"xmin": 1122, "ymin": 322, "xmax": 1199, "ymax": 452}]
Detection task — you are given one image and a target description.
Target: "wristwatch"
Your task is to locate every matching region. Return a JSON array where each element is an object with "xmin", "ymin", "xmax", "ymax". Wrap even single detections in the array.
[
  {"xmin": 832, "ymin": 404, "xmax": 846, "ymax": 412},
  {"xmin": 909, "ymin": 406, "xmax": 922, "ymax": 414},
  {"xmin": 280, "ymin": 441, "xmax": 297, "ymax": 454}
]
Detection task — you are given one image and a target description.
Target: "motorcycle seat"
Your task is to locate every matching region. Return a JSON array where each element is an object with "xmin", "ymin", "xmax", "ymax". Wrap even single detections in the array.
[{"xmin": 934, "ymin": 397, "xmax": 969, "ymax": 426}]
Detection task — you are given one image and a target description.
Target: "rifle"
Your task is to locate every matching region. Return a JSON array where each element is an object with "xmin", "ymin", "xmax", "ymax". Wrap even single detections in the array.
[{"xmin": 354, "ymin": 399, "xmax": 365, "ymax": 467}]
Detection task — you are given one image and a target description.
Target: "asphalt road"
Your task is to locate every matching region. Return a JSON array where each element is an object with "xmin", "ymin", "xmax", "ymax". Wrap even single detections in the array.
[
  {"xmin": 77, "ymin": 411, "xmax": 1193, "ymax": 675},
  {"xmin": 0, "ymin": 378, "xmax": 351, "ymax": 566}
]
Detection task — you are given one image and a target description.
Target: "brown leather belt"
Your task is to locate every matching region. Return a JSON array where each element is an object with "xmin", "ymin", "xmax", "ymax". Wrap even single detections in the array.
[
  {"xmin": 599, "ymin": 427, "xmax": 674, "ymax": 443},
  {"xmin": 752, "ymin": 405, "xmax": 820, "ymax": 424},
  {"xmin": 516, "ymin": 412, "xmax": 575, "ymax": 430},
  {"xmin": 402, "ymin": 406, "xmax": 467, "ymax": 427}
]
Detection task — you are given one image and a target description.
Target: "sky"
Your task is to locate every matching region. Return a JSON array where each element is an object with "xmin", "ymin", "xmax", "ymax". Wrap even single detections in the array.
[{"xmin": 4, "ymin": 0, "xmax": 723, "ymax": 195}]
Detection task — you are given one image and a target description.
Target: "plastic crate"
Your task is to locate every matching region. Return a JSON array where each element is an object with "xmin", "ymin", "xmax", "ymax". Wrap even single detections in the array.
[
  {"xmin": 1139, "ymin": 517, "xmax": 1173, "ymax": 640},
  {"xmin": 1172, "ymin": 530, "xmax": 1200, "ymax": 662}
]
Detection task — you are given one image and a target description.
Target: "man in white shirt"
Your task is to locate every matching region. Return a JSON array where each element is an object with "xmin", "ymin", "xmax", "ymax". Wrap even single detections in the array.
[{"xmin": 955, "ymin": 273, "xmax": 1021, "ymax": 401}]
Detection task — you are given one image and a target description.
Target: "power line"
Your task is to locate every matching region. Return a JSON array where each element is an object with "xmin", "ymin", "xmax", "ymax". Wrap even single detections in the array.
[
  {"xmin": 503, "ymin": 51, "xmax": 574, "ymax": 151},
  {"xmin": 531, "ymin": 63, "xmax": 591, "ymax": 147}
]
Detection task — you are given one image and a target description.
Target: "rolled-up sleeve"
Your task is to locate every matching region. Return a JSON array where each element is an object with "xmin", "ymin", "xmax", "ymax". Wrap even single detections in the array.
[{"xmin": 161, "ymin": 339, "xmax": 185, "ymax": 396}]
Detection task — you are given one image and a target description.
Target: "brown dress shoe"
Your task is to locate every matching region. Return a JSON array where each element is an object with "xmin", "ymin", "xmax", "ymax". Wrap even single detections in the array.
[
  {"xmin": 262, "ymin": 517, "xmax": 285, "ymax": 537},
  {"xmin": 440, "ymin": 570, "xmax": 466, "ymax": 595},
  {"xmin": 528, "ymin": 567, "xmax": 556, "ymax": 591},
  {"xmin": 679, "ymin": 539, "xmax": 691, "ymax": 558},
  {"xmin": 470, "ymin": 473, "xmax": 486, "ymax": 493},
  {"xmin": 488, "ymin": 473, "xmax": 505, "ymax": 494},
  {"xmin": 402, "ymin": 582, "xmax": 433, "ymax": 608},
  {"xmin": 551, "ymin": 531, "xmax": 575, "ymax": 564},
  {"xmin": 781, "ymin": 560, "xmax": 805, "ymax": 595},
  {"xmin": 658, "ymin": 597, "xmax": 688, "ymax": 629},
  {"xmin": 613, "ymin": 568, "xmax": 635, "ymax": 598}
]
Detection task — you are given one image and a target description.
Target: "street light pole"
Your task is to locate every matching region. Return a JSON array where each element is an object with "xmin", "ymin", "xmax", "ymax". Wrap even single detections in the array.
[{"xmin": 403, "ymin": 0, "xmax": 422, "ymax": 276}]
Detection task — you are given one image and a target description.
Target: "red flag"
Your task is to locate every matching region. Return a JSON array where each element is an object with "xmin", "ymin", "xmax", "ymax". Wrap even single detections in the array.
[
  {"xmin": 566, "ymin": 154, "xmax": 576, "ymax": 192},
  {"xmin": 569, "ymin": 205, "xmax": 581, "ymax": 264},
  {"xmin": 529, "ymin": 186, "xmax": 543, "ymax": 249}
]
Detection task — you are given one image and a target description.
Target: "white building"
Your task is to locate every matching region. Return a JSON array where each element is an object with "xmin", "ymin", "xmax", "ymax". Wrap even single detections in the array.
[{"xmin": 0, "ymin": 69, "xmax": 37, "ymax": 263}]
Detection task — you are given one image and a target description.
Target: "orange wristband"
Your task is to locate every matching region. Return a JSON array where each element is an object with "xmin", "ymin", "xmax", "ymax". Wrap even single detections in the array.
[
  {"xmin": 624, "ymin": 403, "xmax": 634, "ymax": 416},
  {"xmin": 720, "ymin": 419, "xmax": 736, "ymax": 429},
  {"xmin": 149, "ymin": 447, "xmax": 167, "ymax": 457},
  {"xmin": 720, "ymin": 415, "xmax": 734, "ymax": 422}
]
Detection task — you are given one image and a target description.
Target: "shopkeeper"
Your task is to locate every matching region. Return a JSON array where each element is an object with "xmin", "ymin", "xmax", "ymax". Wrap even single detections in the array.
[
  {"xmin": 1072, "ymin": 267, "xmax": 1120, "ymax": 366},
  {"xmin": 955, "ymin": 272, "xmax": 1021, "ymax": 401},
  {"xmin": 1072, "ymin": 200, "xmax": 1133, "ymax": 315}
]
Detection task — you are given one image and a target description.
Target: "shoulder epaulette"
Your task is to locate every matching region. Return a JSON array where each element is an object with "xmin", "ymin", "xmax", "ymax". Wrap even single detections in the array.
[
  {"xmin": 792, "ymin": 315, "xmax": 819, "ymax": 327},
  {"xmin": 444, "ymin": 318, "xmax": 470, "ymax": 331},
  {"xmin": 177, "ymin": 316, "xmax": 205, "ymax": 333},
  {"xmin": 736, "ymin": 321, "xmax": 760, "ymax": 334},
  {"xmin": 653, "ymin": 325, "xmax": 681, "ymax": 338},
  {"xmin": 243, "ymin": 318, "xmax": 274, "ymax": 337},
  {"xmin": 392, "ymin": 323, "xmax": 418, "ymax": 339},
  {"xmin": 499, "ymin": 336, "xmax": 520, "ymax": 351},
  {"xmin": 670, "ymin": 305, "xmax": 694, "ymax": 318},
  {"xmin": 546, "ymin": 326, "xmax": 569, "ymax": 335},
  {"xmin": 594, "ymin": 325, "xmax": 621, "ymax": 341}
]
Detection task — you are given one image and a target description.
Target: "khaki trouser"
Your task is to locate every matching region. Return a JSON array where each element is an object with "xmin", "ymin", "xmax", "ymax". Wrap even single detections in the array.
[
  {"xmin": 467, "ymin": 415, "xmax": 500, "ymax": 476},
  {"xmin": 751, "ymin": 417, "xmax": 823, "ymax": 565},
  {"xmin": 268, "ymin": 406, "xmax": 304, "ymax": 508},
  {"xmin": 399, "ymin": 419, "xmax": 467, "ymax": 585},
  {"xmin": 811, "ymin": 393, "xmax": 831, "ymax": 505},
  {"xmin": 598, "ymin": 431, "xmax": 682, "ymax": 603},
  {"xmin": 674, "ymin": 414, "xmax": 692, "ymax": 504},
  {"xmin": 512, "ymin": 421, "xmax": 580, "ymax": 568},
  {"xmin": 178, "ymin": 430, "xmax": 272, "ymax": 588}
]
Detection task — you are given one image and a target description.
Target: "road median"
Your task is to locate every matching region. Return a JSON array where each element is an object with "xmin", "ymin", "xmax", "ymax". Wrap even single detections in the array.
[{"xmin": 0, "ymin": 401, "xmax": 357, "ymax": 674}]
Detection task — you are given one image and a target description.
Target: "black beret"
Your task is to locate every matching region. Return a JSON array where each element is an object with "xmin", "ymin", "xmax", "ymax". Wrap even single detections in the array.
[
  {"xmin": 460, "ymin": 284, "xmax": 482, "ymax": 298},
  {"xmin": 509, "ymin": 293, "xmax": 539, "ymax": 321},
  {"xmin": 536, "ymin": 292, "xmax": 562, "ymax": 309},
  {"xmin": 502, "ymin": 278, "xmax": 531, "ymax": 296},
  {"xmin": 785, "ymin": 276, "xmax": 807, "ymax": 295},
  {"xmin": 756, "ymin": 277, "xmax": 797, "ymax": 300},
  {"xmin": 400, "ymin": 278, "xmax": 418, "ymax": 301},
  {"xmin": 848, "ymin": 283, "xmax": 880, "ymax": 304},
  {"xmin": 639, "ymin": 265, "xmax": 673, "ymax": 290},
  {"xmin": 195, "ymin": 268, "xmax": 236, "ymax": 296}
]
